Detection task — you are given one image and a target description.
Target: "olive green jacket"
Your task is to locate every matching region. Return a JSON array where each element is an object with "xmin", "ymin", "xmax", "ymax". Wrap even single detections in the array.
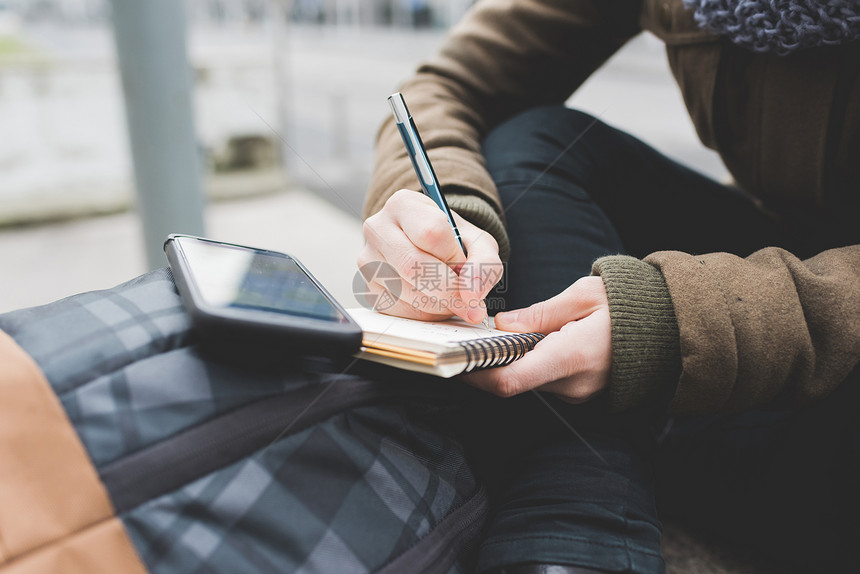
[{"xmin": 363, "ymin": 0, "xmax": 860, "ymax": 414}]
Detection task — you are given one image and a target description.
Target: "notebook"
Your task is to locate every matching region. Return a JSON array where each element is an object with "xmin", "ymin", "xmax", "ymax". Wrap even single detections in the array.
[{"xmin": 347, "ymin": 307, "xmax": 545, "ymax": 377}]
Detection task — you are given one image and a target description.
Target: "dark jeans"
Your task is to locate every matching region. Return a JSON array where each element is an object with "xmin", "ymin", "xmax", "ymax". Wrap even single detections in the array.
[{"xmin": 457, "ymin": 106, "xmax": 859, "ymax": 573}]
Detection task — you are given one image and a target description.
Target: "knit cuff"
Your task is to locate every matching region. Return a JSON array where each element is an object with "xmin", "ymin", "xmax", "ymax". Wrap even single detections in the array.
[
  {"xmin": 445, "ymin": 192, "xmax": 511, "ymax": 263},
  {"xmin": 591, "ymin": 255, "xmax": 681, "ymax": 412}
]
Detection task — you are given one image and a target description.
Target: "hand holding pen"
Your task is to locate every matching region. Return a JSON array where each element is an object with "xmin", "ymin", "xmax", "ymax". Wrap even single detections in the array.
[{"xmin": 356, "ymin": 93, "xmax": 502, "ymax": 325}]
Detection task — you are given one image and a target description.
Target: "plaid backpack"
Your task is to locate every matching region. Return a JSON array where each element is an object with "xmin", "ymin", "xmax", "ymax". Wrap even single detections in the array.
[{"xmin": 0, "ymin": 268, "xmax": 487, "ymax": 574}]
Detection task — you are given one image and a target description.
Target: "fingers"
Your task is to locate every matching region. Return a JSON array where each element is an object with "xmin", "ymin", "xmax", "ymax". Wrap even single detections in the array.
[
  {"xmin": 452, "ymin": 212, "xmax": 503, "ymax": 324},
  {"xmin": 360, "ymin": 190, "xmax": 502, "ymax": 322},
  {"xmin": 355, "ymin": 273, "xmax": 455, "ymax": 321},
  {"xmin": 387, "ymin": 191, "xmax": 468, "ymax": 265},
  {"xmin": 461, "ymin": 331, "xmax": 568, "ymax": 397},
  {"xmin": 494, "ymin": 276, "xmax": 607, "ymax": 333},
  {"xmin": 357, "ymin": 242, "xmax": 466, "ymax": 319},
  {"xmin": 461, "ymin": 308, "xmax": 611, "ymax": 402},
  {"xmin": 359, "ymin": 224, "xmax": 466, "ymax": 312}
]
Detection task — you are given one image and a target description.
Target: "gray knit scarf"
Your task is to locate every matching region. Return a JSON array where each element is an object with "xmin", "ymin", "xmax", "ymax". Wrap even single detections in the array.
[{"xmin": 683, "ymin": 0, "xmax": 860, "ymax": 54}]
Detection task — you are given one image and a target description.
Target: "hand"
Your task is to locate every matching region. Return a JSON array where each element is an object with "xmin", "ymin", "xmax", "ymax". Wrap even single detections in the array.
[
  {"xmin": 358, "ymin": 189, "xmax": 503, "ymax": 323},
  {"xmin": 461, "ymin": 277, "xmax": 611, "ymax": 404}
]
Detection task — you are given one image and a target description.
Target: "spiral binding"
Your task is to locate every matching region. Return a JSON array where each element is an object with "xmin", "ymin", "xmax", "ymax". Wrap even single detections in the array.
[{"xmin": 459, "ymin": 332, "xmax": 545, "ymax": 372}]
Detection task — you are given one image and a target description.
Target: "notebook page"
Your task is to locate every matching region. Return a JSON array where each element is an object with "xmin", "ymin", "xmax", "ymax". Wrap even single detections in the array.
[{"xmin": 347, "ymin": 308, "xmax": 503, "ymax": 344}]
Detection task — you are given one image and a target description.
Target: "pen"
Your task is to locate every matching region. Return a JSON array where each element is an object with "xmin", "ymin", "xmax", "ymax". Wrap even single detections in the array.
[
  {"xmin": 387, "ymin": 92, "xmax": 489, "ymax": 327},
  {"xmin": 388, "ymin": 92, "xmax": 467, "ymax": 255}
]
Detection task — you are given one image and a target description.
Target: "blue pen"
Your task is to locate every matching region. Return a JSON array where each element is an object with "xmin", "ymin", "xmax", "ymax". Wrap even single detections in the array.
[
  {"xmin": 387, "ymin": 92, "xmax": 468, "ymax": 257},
  {"xmin": 389, "ymin": 92, "xmax": 491, "ymax": 328}
]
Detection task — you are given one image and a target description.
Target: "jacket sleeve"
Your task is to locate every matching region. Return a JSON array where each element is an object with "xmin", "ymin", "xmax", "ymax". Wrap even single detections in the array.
[
  {"xmin": 595, "ymin": 245, "xmax": 860, "ymax": 415},
  {"xmin": 363, "ymin": 0, "xmax": 642, "ymax": 259}
]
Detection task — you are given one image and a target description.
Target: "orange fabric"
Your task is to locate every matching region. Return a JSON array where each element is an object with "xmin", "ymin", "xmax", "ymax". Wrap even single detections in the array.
[
  {"xmin": 1, "ymin": 519, "xmax": 146, "ymax": 574},
  {"xmin": 0, "ymin": 329, "xmax": 147, "ymax": 574}
]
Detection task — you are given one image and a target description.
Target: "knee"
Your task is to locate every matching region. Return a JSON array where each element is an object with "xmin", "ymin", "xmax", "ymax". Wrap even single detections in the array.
[{"xmin": 482, "ymin": 106, "xmax": 606, "ymax": 183}]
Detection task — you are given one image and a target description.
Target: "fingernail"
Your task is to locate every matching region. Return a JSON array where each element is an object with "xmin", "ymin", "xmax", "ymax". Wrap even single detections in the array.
[
  {"xmin": 468, "ymin": 307, "xmax": 486, "ymax": 324},
  {"xmin": 495, "ymin": 310, "xmax": 520, "ymax": 325}
]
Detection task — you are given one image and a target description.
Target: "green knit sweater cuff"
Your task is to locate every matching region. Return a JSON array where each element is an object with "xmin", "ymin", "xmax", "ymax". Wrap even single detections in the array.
[
  {"xmin": 591, "ymin": 255, "xmax": 681, "ymax": 412},
  {"xmin": 445, "ymin": 193, "xmax": 511, "ymax": 262}
]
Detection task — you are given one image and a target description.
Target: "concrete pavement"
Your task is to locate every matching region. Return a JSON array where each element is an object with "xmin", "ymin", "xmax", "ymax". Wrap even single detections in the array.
[{"xmin": 0, "ymin": 188, "xmax": 364, "ymax": 314}]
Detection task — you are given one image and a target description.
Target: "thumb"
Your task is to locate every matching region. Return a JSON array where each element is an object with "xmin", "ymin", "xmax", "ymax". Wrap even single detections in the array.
[
  {"xmin": 494, "ymin": 295, "xmax": 573, "ymax": 334},
  {"xmin": 495, "ymin": 277, "xmax": 607, "ymax": 334}
]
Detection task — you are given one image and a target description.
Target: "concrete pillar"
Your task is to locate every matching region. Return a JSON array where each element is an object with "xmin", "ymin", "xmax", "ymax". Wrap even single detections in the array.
[
  {"xmin": 271, "ymin": 0, "xmax": 291, "ymax": 170},
  {"xmin": 110, "ymin": 0, "xmax": 206, "ymax": 269}
]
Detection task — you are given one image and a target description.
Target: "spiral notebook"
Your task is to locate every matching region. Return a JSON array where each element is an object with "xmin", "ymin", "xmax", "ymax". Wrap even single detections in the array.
[{"xmin": 347, "ymin": 308, "xmax": 545, "ymax": 377}]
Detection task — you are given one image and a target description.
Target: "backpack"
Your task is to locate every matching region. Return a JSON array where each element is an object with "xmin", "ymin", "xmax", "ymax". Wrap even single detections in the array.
[{"xmin": 0, "ymin": 268, "xmax": 488, "ymax": 574}]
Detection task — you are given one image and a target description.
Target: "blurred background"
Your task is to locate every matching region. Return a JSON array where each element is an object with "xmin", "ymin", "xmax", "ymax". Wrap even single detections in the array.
[{"xmin": 0, "ymin": 0, "xmax": 727, "ymax": 315}]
